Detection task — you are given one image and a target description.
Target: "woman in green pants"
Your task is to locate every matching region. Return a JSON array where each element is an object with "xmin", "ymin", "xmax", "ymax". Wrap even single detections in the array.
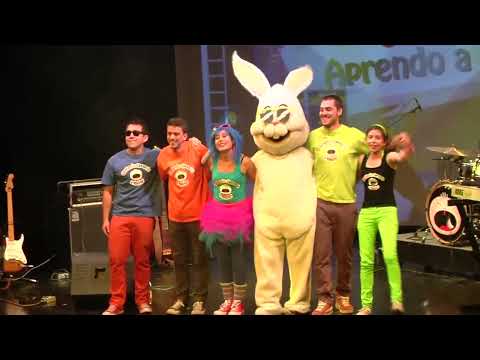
[{"xmin": 356, "ymin": 124, "xmax": 414, "ymax": 315}]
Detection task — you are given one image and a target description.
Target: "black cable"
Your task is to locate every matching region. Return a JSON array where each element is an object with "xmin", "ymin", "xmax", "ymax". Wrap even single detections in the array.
[
  {"xmin": 0, "ymin": 297, "xmax": 43, "ymax": 308},
  {"xmin": 381, "ymin": 98, "xmax": 423, "ymax": 133},
  {"xmin": 0, "ymin": 254, "xmax": 56, "ymax": 282}
]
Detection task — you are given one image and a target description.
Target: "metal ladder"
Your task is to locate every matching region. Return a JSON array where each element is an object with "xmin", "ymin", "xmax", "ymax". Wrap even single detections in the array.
[{"xmin": 200, "ymin": 45, "xmax": 229, "ymax": 138}]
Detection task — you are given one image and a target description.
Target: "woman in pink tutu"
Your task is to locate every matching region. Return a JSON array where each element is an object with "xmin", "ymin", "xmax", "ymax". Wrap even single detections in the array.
[{"xmin": 200, "ymin": 121, "xmax": 256, "ymax": 315}]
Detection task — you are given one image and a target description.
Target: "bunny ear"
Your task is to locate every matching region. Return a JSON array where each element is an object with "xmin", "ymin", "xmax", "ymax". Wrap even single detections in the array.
[
  {"xmin": 283, "ymin": 65, "xmax": 313, "ymax": 97},
  {"xmin": 232, "ymin": 51, "xmax": 271, "ymax": 99}
]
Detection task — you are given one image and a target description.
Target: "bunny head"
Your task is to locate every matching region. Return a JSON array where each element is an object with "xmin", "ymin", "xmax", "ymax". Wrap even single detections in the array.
[{"xmin": 232, "ymin": 51, "xmax": 313, "ymax": 156}]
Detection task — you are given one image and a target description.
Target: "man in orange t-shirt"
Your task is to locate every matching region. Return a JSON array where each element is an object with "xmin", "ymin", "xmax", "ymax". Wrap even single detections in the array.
[{"xmin": 157, "ymin": 117, "xmax": 211, "ymax": 315}]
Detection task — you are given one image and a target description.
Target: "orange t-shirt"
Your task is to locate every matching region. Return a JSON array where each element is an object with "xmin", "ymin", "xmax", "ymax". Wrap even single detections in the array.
[{"xmin": 157, "ymin": 141, "xmax": 211, "ymax": 222}]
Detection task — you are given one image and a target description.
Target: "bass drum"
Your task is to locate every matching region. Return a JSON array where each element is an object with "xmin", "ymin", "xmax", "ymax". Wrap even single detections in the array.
[{"xmin": 425, "ymin": 180, "xmax": 467, "ymax": 246}]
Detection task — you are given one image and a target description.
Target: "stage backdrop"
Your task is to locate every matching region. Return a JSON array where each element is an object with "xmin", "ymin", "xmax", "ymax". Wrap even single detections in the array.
[
  {"xmin": 3, "ymin": 45, "xmax": 178, "ymax": 269},
  {"xmin": 183, "ymin": 45, "xmax": 480, "ymax": 226}
]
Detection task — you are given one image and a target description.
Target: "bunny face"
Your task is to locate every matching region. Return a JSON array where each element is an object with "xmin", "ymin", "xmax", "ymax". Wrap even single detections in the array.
[
  {"xmin": 250, "ymin": 84, "xmax": 310, "ymax": 155},
  {"xmin": 232, "ymin": 51, "xmax": 313, "ymax": 156}
]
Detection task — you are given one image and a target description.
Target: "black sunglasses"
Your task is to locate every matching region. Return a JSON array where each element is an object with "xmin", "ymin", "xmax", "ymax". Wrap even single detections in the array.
[{"xmin": 124, "ymin": 130, "xmax": 144, "ymax": 136}]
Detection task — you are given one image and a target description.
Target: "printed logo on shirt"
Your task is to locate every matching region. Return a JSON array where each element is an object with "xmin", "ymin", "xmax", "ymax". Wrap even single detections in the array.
[
  {"xmin": 214, "ymin": 179, "xmax": 241, "ymax": 200},
  {"xmin": 362, "ymin": 173, "xmax": 385, "ymax": 191},
  {"xmin": 169, "ymin": 163, "xmax": 195, "ymax": 188},
  {"xmin": 120, "ymin": 163, "xmax": 153, "ymax": 187},
  {"xmin": 317, "ymin": 140, "xmax": 346, "ymax": 161},
  {"xmin": 326, "ymin": 149, "xmax": 337, "ymax": 161}
]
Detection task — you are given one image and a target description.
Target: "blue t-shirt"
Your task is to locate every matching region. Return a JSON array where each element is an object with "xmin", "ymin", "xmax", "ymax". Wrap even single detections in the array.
[{"xmin": 101, "ymin": 147, "xmax": 160, "ymax": 217}]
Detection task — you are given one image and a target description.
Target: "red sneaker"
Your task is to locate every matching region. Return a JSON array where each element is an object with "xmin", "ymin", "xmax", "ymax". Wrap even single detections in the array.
[
  {"xmin": 214, "ymin": 300, "xmax": 233, "ymax": 315},
  {"xmin": 228, "ymin": 300, "xmax": 245, "ymax": 315}
]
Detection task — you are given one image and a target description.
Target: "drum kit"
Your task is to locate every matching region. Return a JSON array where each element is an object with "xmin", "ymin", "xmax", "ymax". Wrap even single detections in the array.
[{"xmin": 425, "ymin": 145, "xmax": 480, "ymax": 247}]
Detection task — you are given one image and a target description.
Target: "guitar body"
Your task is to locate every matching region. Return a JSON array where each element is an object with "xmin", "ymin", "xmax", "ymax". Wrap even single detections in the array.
[
  {"xmin": 4, "ymin": 234, "xmax": 27, "ymax": 264},
  {"xmin": 3, "ymin": 174, "xmax": 27, "ymax": 273}
]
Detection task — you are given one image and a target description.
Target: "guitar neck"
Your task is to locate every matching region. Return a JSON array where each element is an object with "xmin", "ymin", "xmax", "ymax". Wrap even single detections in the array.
[{"xmin": 7, "ymin": 190, "xmax": 14, "ymax": 240}]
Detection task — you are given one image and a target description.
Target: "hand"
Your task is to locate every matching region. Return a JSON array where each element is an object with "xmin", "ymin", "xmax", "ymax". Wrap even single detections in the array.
[
  {"xmin": 189, "ymin": 137, "xmax": 202, "ymax": 146},
  {"xmin": 398, "ymin": 132, "xmax": 410, "ymax": 143},
  {"xmin": 391, "ymin": 132, "xmax": 411, "ymax": 149},
  {"xmin": 102, "ymin": 220, "xmax": 110, "ymax": 237},
  {"xmin": 201, "ymin": 150, "xmax": 211, "ymax": 165}
]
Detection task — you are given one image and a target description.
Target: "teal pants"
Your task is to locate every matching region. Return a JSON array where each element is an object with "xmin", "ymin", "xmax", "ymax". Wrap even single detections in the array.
[{"xmin": 357, "ymin": 206, "xmax": 402, "ymax": 308}]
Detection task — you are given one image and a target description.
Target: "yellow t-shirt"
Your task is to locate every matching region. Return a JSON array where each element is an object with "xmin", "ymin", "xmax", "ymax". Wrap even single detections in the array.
[{"xmin": 306, "ymin": 124, "xmax": 368, "ymax": 203}]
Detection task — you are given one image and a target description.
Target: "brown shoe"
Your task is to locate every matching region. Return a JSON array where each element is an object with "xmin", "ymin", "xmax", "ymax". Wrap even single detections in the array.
[
  {"xmin": 335, "ymin": 296, "xmax": 354, "ymax": 314},
  {"xmin": 311, "ymin": 300, "xmax": 333, "ymax": 315}
]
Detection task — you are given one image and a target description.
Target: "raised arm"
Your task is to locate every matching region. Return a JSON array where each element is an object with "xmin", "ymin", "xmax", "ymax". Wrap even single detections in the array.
[{"xmin": 386, "ymin": 132, "xmax": 415, "ymax": 168}]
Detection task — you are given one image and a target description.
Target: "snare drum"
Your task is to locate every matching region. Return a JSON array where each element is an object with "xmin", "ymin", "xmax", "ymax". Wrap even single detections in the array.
[
  {"xmin": 458, "ymin": 159, "xmax": 480, "ymax": 182},
  {"xmin": 475, "ymin": 157, "xmax": 480, "ymax": 178}
]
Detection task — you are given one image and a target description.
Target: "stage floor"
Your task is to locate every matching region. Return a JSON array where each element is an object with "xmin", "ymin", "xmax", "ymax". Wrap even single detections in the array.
[
  {"xmin": 2, "ymin": 236, "xmax": 480, "ymax": 315},
  {"xmin": 398, "ymin": 230, "xmax": 473, "ymax": 251},
  {"xmin": 397, "ymin": 230, "xmax": 480, "ymax": 278}
]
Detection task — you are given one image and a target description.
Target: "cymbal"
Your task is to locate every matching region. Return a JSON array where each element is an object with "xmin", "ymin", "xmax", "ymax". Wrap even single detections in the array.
[{"xmin": 426, "ymin": 146, "xmax": 468, "ymax": 157}]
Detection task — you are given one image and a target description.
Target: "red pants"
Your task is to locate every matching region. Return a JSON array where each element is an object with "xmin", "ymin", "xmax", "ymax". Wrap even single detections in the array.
[{"xmin": 108, "ymin": 216, "xmax": 155, "ymax": 308}]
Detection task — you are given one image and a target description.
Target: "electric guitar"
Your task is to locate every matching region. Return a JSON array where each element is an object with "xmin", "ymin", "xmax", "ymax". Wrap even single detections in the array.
[{"xmin": 3, "ymin": 174, "xmax": 27, "ymax": 272}]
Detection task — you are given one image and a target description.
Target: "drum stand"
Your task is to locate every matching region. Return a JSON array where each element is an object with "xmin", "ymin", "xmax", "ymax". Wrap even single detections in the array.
[
  {"xmin": 417, "ymin": 226, "xmax": 430, "ymax": 244},
  {"xmin": 406, "ymin": 226, "xmax": 430, "ymax": 244},
  {"xmin": 463, "ymin": 209, "xmax": 480, "ymax": 263}
]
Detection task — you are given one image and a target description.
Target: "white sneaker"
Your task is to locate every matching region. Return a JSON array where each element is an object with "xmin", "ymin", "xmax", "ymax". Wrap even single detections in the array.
[
  {"xmin": 166, "ymin": 299, "xmax": 185, "ymax": 315},
  {"xmin": 356, "ymin": 307, "xmax": 372, "ymax": 315},
  {"xmin": 391, "ymin": 302, "xmax": 405, "ymax": 314},
  {"xmin": 191, "ymin": 301, "xmax": 206, "ymax": 315},
  {"xmin": 102, "ymin": 304, "xmax": 124, "ymax": 315},
  {"xmin": 255, "ymin": 307, "xmax": 283, "ymax": 315}
]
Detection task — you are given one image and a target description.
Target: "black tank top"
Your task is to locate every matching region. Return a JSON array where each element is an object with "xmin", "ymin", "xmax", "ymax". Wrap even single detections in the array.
[{"xmin": 360, "ymin": 152, "xmax": 396, "ymax": 208}]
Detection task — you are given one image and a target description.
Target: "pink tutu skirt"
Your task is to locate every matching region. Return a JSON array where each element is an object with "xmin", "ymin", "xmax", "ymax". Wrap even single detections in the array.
[{"xmin": 199, "ymin": 197, "xmax": 254, "ymax": 252}]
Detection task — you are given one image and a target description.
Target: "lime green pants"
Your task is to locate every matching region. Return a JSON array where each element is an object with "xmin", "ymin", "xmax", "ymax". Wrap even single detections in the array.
[{"xmin": 357, "ymin": 206, "xmax": 402, "ymax": 308}]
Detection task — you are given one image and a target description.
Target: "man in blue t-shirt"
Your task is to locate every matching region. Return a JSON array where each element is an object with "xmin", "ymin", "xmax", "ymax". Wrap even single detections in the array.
[{"xmin": 100, "ymin": 113, "xmax": 160, "ymax": 315}]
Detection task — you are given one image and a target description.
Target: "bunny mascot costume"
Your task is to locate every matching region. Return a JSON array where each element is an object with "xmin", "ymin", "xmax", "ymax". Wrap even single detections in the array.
[{"xmin": 232, "ymin": 51, "xmax": 316, "ymax": 315}]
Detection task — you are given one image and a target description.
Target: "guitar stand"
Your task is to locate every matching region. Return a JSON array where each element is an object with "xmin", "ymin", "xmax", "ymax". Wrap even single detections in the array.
[
  {"xmin": 1, "ymin": 261, "xmax": 33, "ymax": 283},
  {"xmin": 3, "ymin": 260, "xmax": 26, "ymax": 274}
]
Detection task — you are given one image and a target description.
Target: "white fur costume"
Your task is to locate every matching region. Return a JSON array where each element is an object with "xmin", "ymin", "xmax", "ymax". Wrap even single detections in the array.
[{"xmin": 232, "ymin": 51, "xmax": 316, "ymax": 314}]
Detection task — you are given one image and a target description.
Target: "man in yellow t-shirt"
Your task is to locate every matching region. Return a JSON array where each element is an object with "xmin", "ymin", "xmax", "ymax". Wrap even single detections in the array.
[{"xmin": 306, "ymin": 95, "xmax": 368, "ymax": 315}]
